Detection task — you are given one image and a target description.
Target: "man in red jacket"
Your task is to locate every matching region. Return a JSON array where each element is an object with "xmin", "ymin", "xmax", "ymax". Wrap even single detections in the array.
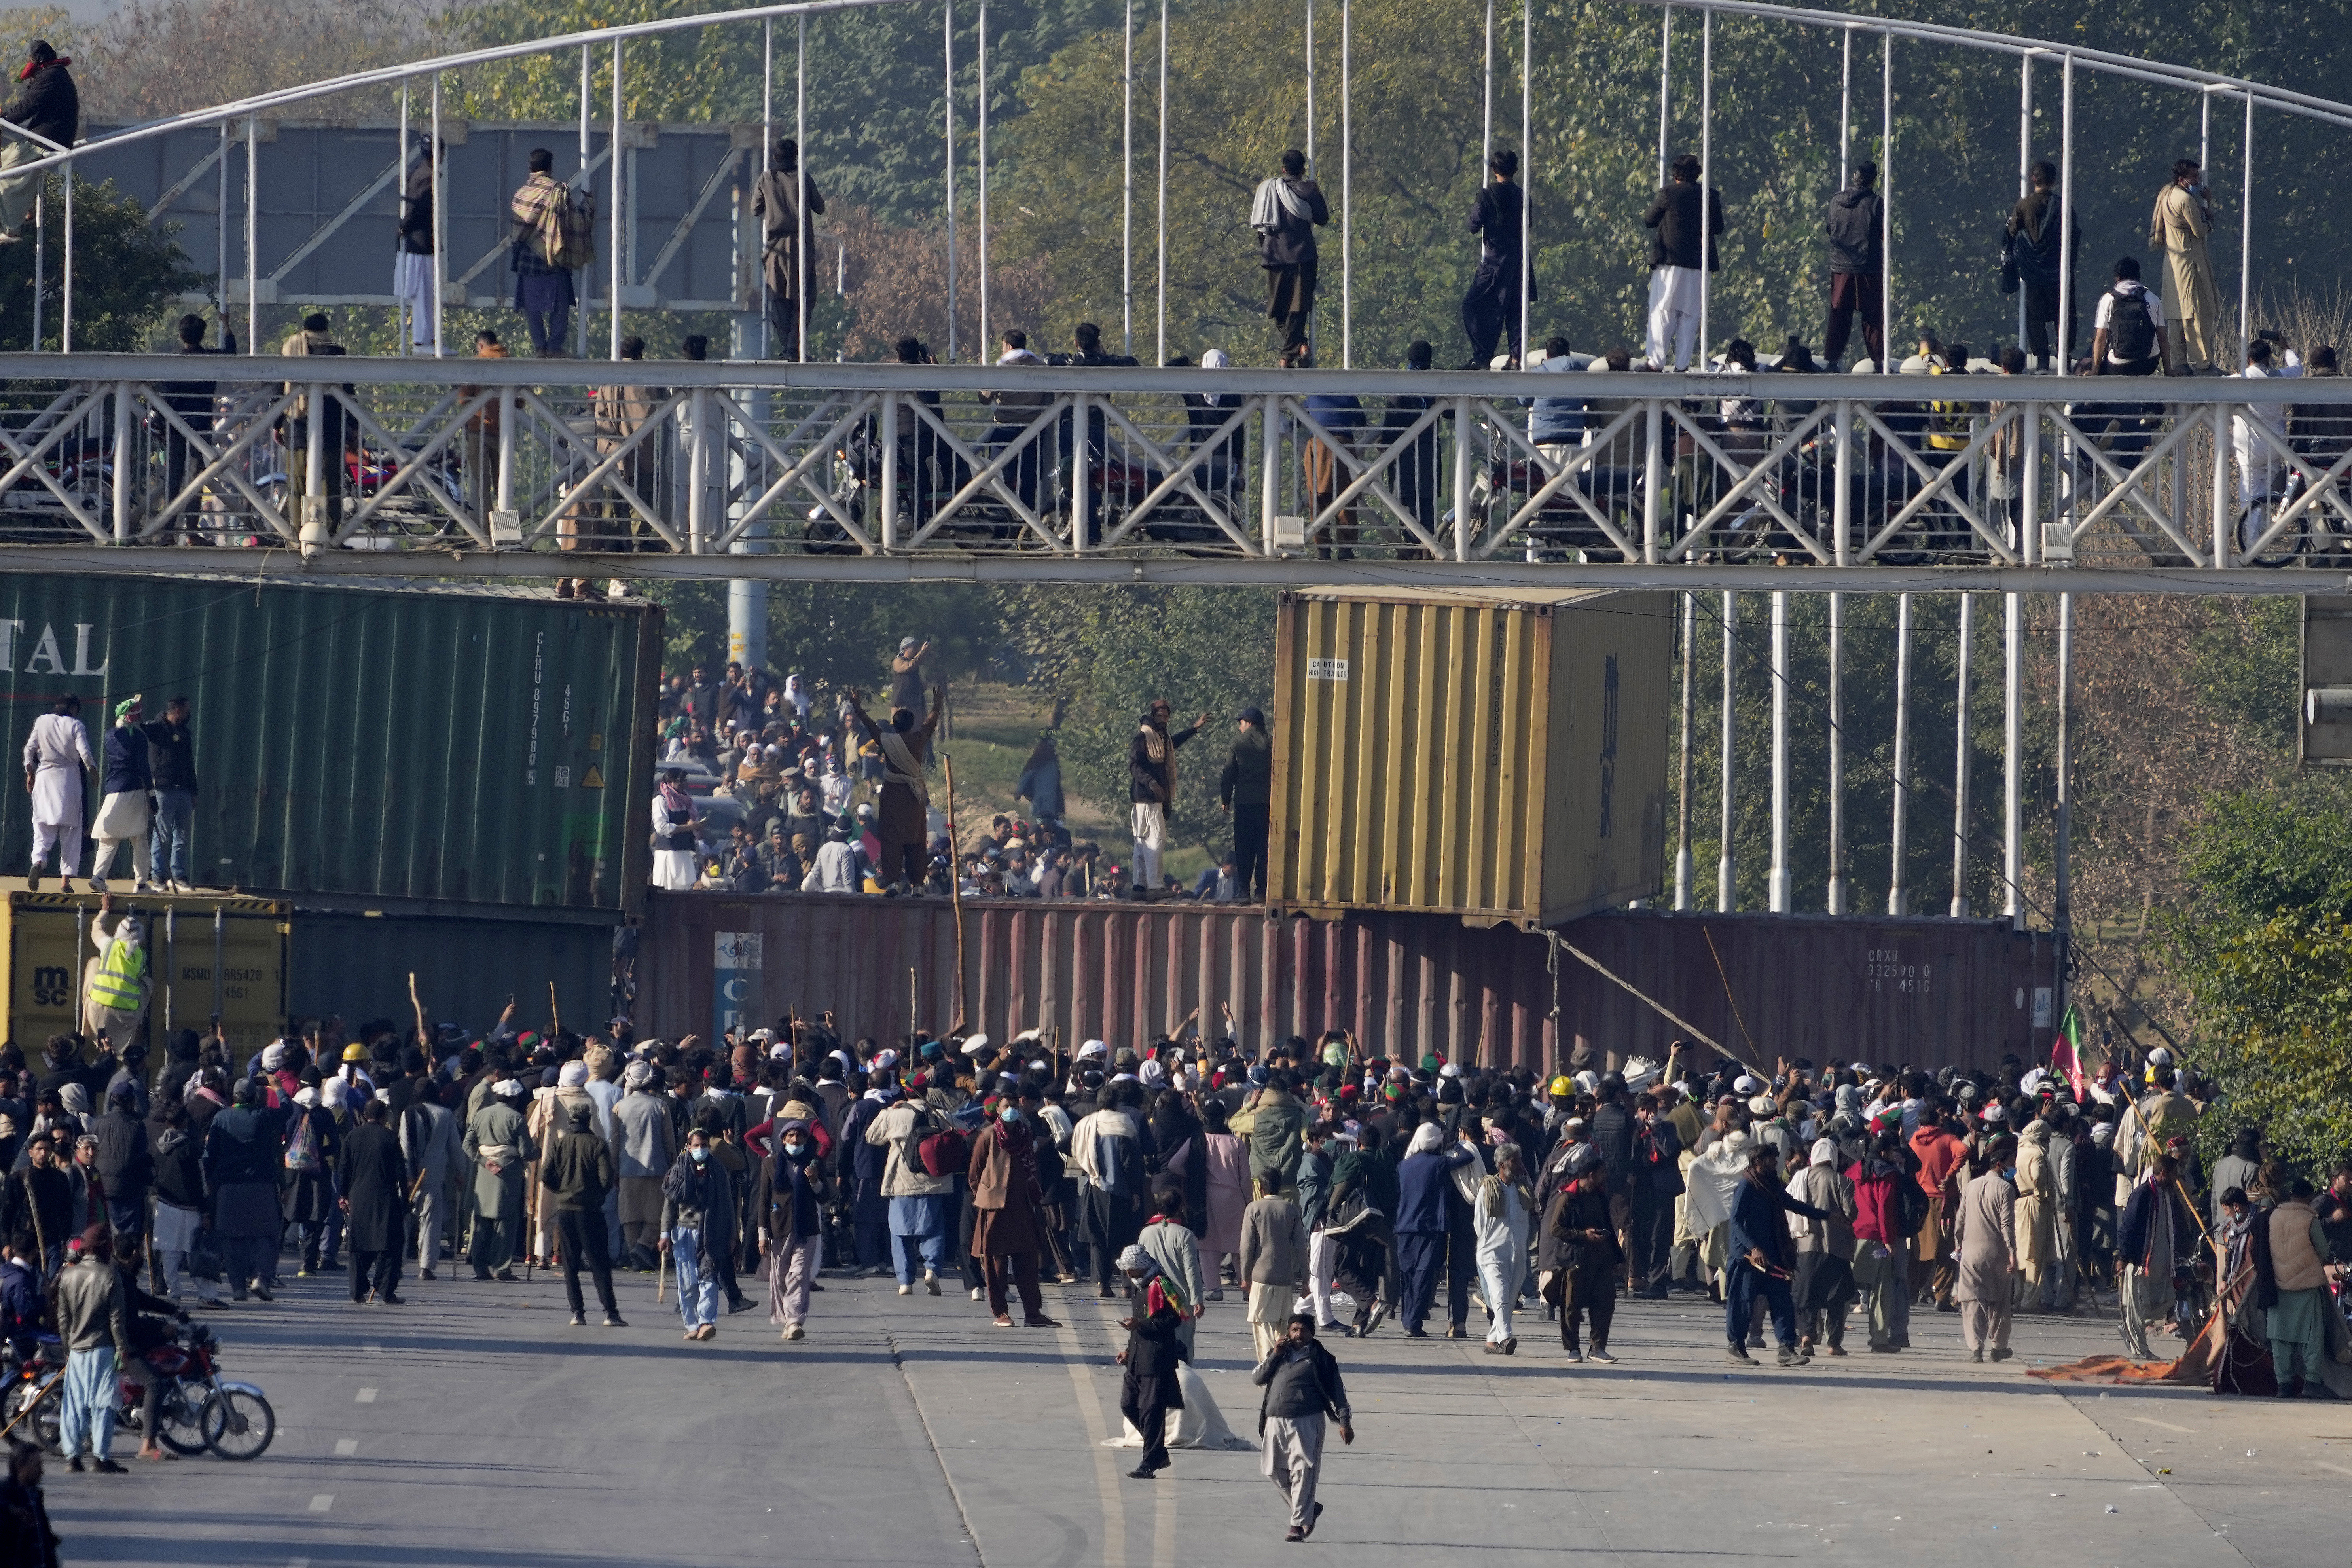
[{"xmin": 1910, "ymin": 1106, "xmax": 1967, "ymax": 1311}]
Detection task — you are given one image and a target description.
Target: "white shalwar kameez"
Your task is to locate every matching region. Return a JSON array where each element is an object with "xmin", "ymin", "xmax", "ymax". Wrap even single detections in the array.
[{"xmin": 23, "ymin": 711, "xmax": 93, "ymax": 873}]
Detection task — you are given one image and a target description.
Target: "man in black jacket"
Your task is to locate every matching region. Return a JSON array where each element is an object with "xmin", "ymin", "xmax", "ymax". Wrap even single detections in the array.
[
  {"xmin": 157, "ymin": 324, "xmax": 237, "ymax": 543},
  {"xmin": 1251, "ymin": 1314, "xmax": 1353, "ymax": 1541},
  {"xmin": 1588, "ymin": 1074, "xmax": 1637, "ymax": 1281},
  {"xmin": 1823, "ymin": 161, "xmax": 1884, "ymax": 368},
  {"xmin": 1641, "ymin": 154, "xmax": 1723, "ymax": 370},
  {"xmin": 90, "ymin": 1085, "xmax": 151, "ymax": 1244},
  {"xmin": 1217, "ymin": 708, "xmax": 1272, "ymax": 901},
  {"xmin": 0, "ymin": 41, "xmax": 76, "ymax": 239},
  {"xmin": 1461, "ymin": 148, "xmax": 1533, "ymax": 367},
  {"xmin": 2005, "ymin": 161, "xmax": 2079, "ymax": 371}
]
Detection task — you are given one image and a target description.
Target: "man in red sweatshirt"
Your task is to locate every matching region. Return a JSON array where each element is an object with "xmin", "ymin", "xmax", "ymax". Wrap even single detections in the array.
[{"xmin": 1910, "ymin": 1105, "xmax": 1967, "ymax": 1311}]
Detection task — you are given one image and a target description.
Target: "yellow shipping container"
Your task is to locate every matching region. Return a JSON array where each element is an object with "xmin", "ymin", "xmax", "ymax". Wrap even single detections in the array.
[
  {"xmin": 1269, "ymin": 590, "xmax": 1671, "ymax": 929},
  {"xmin": 1, "ymin": 883, "xmax": 289, "ymax": 1060}
]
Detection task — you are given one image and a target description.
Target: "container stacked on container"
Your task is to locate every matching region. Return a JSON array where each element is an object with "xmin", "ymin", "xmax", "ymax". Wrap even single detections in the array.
[
  {"xmin": 1268, "ymin": 588, "xmax": 1673, "ymax": 929},
  {"xmin": 0, "ymin": 571, "xmax": 661, "ymax": 1058}
]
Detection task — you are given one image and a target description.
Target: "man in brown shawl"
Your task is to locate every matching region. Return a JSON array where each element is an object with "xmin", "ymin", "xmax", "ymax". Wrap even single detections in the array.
[
  {"xmin": 968, "ymin": 1099, "xmax": 1060, "ymax": 1328},
  {"xmin": 846, "ymin": 683, "xmax": 943, "ymax": 891},
  {"xmin": 750, "ymin": 137, "xmax": 824, "ymax": 360},
  {"xmin": 1128, "ymin": 698, "xmax": 1207, "ymax": 899}
]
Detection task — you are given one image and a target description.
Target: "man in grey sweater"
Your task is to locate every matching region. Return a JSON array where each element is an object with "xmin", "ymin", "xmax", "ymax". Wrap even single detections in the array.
[
  {"xmin": 55, "ymin": 1229, "xmax": 131, "ymax": 1472},
  {"xmin": 1250, "ymin": 1315, "xmax": 1353, "ymax": 1542}
]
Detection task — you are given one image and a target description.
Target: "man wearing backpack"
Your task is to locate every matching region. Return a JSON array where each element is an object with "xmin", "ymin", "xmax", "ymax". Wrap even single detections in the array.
[
  {"xmin": 2089, "ymin": 256, "xmax": 2168, "ymax": 378},
  {"xmin": 509, "ymin": 148, "xmax": 589, "ymax": 357},
  {"xmin": 865, "ymin": 1079, "xmax": 955, "ymax": 1296}
]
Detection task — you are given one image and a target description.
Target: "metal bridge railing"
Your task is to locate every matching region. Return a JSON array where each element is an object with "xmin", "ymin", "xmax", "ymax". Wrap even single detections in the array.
[{"xmin": 2, "ymin": 357, "xmax": 2345, "ymax": 576}]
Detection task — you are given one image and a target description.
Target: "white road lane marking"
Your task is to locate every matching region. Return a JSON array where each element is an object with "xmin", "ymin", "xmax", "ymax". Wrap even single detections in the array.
[
  {"xmin": 308, "ymin": 1495, "xmax": 334, "ymax": 1513},
  {"xmin": 355, "ymin": 1388, "xmax": 378, "ymax": 1403},
  {"xmin": 334, "ymin": 1439, "xmax": 359, "ymax": 1456},
  {"xmin": 2128, "ymin": 1416, "xmax": 2193, "ymax": 1434}
]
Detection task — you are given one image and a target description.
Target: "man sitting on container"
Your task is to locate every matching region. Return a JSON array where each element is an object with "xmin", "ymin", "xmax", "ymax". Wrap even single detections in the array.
[{"xmin": 845, "ymin": 683, "xmax": 944, "ymax": 894}]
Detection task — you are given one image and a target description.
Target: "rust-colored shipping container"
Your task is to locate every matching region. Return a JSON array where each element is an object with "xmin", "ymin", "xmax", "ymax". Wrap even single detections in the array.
[
  {"xmin": 1268, "ymin": 589, "xmax": 1671, "ymax": 929},
  {"xmin": 637, "ymin": 896, "xmax": 2050, "ymax": 1074},
  {"xmin": 1546, "ymin": 911, "xmax": 2054, "ymax": 1073}
]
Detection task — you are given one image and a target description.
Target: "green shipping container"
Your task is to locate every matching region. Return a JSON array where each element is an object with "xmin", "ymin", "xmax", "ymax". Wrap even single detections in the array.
[{"xmin": 0, "ymin": 572, "xmax": 660, "ymax": 910}]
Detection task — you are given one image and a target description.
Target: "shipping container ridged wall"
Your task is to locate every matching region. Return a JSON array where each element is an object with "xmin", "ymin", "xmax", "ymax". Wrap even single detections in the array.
[
  {"xmin": 641, "ymin": 898, "xmax": 2049, "ymax": 1074},
  {"xmin": 1270, "ymin": 590, "xmax": 1671, "ymax": 928},
  {"xmin": 0, "ymin": 573, "xmax": 660, "ymax": 909}
]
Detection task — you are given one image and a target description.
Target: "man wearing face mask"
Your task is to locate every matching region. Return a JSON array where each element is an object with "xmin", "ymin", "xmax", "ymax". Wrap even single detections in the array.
[
  {"xmin": 540, "ymin": 1100, "xmax": 625, "ymax": 1327},
  {"xmin": 967, "ymin": 1097, "xmax": 1060, "ymax": 1329},
  {"xmin": 660, "ymin": 1128, "xmax": 731, "ymax": 1340},
  {"xmin": 758, "ymin": 1117, "xmax": 832, "ymax": 1340}
]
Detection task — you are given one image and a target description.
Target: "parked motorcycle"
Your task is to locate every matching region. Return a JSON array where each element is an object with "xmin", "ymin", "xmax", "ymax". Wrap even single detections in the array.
[{"xmin": 3, "ymin": 1320, "xmax": 275, "ymax": 1460}]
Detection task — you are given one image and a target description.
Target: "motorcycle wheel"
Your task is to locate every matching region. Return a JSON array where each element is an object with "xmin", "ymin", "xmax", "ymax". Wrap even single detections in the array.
[
  {"xmin": 155, "ymin": 1380, "xmax": 210, "ymax": 1456},
  {"xmin": 200, "ymin": 1386, "xmax": 276, "ymax": 1460},
  {"xmin": 5, "ymin": 1378, "xmax": 63, "ymax": 1454}
]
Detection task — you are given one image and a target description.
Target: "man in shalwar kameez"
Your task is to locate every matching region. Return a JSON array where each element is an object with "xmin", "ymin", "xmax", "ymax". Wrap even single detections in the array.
[{"xmin": 22, "ymin": 692, "xmax": 93, "ymax": 889}]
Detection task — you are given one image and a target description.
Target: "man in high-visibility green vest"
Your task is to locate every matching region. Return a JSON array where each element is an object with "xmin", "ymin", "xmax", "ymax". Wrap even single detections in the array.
[{"xmin": 81, "ymin": 892, "xmax": 150, "ymax": 1041}]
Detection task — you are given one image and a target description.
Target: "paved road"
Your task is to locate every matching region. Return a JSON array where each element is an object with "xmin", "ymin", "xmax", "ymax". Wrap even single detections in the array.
[{"xmin": 45, "ymin": 1261, "xmax": 2350, "ymax": 1567}]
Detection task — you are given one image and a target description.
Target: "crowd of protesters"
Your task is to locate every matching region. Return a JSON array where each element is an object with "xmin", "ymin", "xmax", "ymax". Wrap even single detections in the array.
[{"xmin": 4, "ymin": 990, "xmax": 2349, "ymax": 1551}]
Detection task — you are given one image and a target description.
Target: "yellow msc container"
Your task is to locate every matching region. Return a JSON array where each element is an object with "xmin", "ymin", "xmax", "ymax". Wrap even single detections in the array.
[
  {"xmin": 1, "ymin": 883, "xmax": 290, "ymax": 1061},
  {"xmin": 1268, "ymin": 589, "xmax": 1671, "ymax": 929}
]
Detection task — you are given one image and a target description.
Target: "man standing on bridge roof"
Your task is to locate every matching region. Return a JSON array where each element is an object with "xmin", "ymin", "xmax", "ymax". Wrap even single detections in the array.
[
  {"xmin": 1461, "ymin": 148, "xmax": 1533, "ymax": 369},
  {"xmin": 1642, "ymin": 154, "xmax": 1723, "ymax": 372},
  {"xmin": 1252, "ymin": 150, "xmax": 1329, "ymax": 365},
  {"xmin": 2149, "ymin": 159, "xmax": 2222, "ymax": 374},
  {"xmin": 22, "ymin": 692, "xmax": 91, "ymax": 892},
  {"xmin": 751, "ymin": 137, "xmax": 825, "ymax": 362}
]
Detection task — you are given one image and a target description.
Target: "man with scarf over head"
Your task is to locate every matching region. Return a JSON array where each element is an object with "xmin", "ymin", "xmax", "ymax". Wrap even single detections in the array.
[
  {"xmin": 845, "ymin": 684, "xmax": 943, "ymax": 891},
  {"xmin": 650, "ymin": 767, "xmax": 701, "ymax": 892},
  {"xmin": 1116, "ymin": 1242, "xmax": 1186, "ymax": 1479},
  {"xmin": 1129, "ymin": 699, "xmax": 1206, "ymax": 899},
  {"xmin": 1251, "ymin": 150, "xmax": 1329, "ymax": 363},
  {"xmin": 757, "ymin": 1117, "xmax": 830, "ymax": 1338},
  {"xmin": 0, "ymin": 41, "xmax": 76, "ymax": 240}
]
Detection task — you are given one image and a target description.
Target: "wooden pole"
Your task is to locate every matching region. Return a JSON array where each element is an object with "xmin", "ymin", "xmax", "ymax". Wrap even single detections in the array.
[
  {"xmin": 548, "ymin": 979, "xmax": 562, "ymax": 1037},
  {"xmin": 407, "ymin": 972, "xmax": 429, "ymax": 1055},
  {"xmin": 945, "ymin": 755, "xmax": 967, "ymax": 1033},
  {"xmin": 908, "ymin": 966, "xmax": 917, "ymax": 1045}
]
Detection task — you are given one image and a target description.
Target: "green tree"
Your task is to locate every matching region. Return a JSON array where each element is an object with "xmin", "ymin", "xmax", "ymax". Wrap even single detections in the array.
[
  {"xmin": 0, "ymin": 174, "xmax": 205, "ymax": 350},
  {"xmin": 2162, "ymin": 778, "xmax": 2352, "ymax": 1166}
]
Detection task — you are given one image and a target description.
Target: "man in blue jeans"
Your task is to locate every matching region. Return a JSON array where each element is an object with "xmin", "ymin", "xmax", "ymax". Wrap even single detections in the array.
[
  {"xmin": 1725, "ymin": 1141, "xmax": 1834, "ymax": 1367},
  {"xmin": 142, "ymin": 695, "xmax": 197, "ymax": 893}
]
